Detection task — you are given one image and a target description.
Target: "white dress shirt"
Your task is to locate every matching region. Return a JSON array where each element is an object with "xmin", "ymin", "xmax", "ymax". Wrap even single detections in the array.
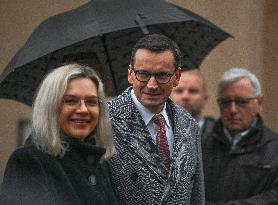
[{"xmin": 130, "ymin": 89, "xmax": 174, "ymax": 157}]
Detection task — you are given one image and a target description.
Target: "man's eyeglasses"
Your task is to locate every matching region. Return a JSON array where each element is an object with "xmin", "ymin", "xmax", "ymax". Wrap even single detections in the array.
[
  {"xmin": 132, "ymin": 68, "xmax": 175, "ymax": 84},
  {"xmin": 62, "ymin": 96, "xmax": 100, "ymax": 108},
  {"xmin": 217, "ymin": 97, "xmax": 258, "ymax": 108}
]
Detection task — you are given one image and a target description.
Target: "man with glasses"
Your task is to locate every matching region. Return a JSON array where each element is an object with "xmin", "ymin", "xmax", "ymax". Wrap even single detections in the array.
[
  {"xmin": 202, "ymin": 68, "xmax": 278, "ymax": 204},
  {"xmin": 108, "ymin": 34, "xmax": 204, "ymax": 205}
]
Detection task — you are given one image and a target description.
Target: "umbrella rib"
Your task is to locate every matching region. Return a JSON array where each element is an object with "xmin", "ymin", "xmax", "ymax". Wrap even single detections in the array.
[{"xmin": 135, "ymin": 14, "xmax": 150, "ymax": 35}]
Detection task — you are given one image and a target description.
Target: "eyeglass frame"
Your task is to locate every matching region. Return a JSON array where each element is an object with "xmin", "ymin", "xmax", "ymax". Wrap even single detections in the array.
[
  {"xmin": 217, "ymin": 96, "xmax": 258, "ymax": 108},
  {"xmin": 130, "ymin": 66, "xmax": 177, "ymax": 84},
  {"xmin": 62, "ymin": 95, "xmax": 101, "ymax": 108}
]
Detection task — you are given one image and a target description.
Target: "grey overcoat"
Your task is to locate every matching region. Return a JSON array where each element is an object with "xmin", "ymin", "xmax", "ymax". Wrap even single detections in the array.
[{"xmin": 108, "ymin": 87, "xmax": 205, "ymax": 205}]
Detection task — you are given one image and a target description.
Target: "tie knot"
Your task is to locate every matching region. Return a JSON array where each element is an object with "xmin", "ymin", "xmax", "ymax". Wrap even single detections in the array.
[{"xmin": 153, "ymin": 114, "xmax": 165, "ymax": 127}]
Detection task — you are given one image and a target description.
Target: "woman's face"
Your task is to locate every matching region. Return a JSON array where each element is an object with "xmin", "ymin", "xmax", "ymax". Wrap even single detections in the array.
[{"xmin": 59, "ymin": 78, "xmax": 100, "ymax": 140}]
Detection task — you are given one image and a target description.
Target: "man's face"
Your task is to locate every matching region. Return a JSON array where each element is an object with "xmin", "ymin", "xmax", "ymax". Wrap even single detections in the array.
[
  {"xmin": 170, "ymin": 71, "xmax": 207, "ymax": 120},
  {"xmin": 218, "ymin": 78, "xmax": 263, "ymax": 135},
  {"xmin": 128, "ymin": 48, "xmax": 181, "ymax": 113}
]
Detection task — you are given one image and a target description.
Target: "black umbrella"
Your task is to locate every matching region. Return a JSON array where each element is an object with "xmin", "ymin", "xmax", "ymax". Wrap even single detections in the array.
[{"xmin": 0, "ymin": 0, "xmax": 231, "ymax": 106}]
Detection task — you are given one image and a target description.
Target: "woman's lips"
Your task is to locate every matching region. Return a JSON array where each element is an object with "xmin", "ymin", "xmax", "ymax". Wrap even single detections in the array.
[{"xmin": 70, "ymin": 119, "xmax": 90, "ymax": 124}]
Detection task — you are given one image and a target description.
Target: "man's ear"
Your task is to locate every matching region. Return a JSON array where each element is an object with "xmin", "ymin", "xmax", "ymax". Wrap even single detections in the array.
[
  {"xmin": 203, "ymin": 94, "xmax": 209, "ymax": 107},
  {"xmin": 173, "ymin": 67, "xmax": 181, "ymax": 87},
  {"xmin": 128, "ymin": 65, "xmax": 134, "ymax": 84},
  {"xmin": 257, "ymin": 95, "xmax": 264, "ymax": 112}
]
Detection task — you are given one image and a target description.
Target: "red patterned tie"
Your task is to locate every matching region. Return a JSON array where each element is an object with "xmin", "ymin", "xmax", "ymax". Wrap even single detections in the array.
[{"xmin": 153, "ymin": 114, "xmax": 170, "ymax": 170}]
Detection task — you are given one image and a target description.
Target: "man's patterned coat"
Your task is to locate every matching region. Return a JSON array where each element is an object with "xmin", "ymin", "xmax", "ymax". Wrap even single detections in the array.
[{"xmin": 108, "ymin": 87, "xmax": 205, "ymax": 205}]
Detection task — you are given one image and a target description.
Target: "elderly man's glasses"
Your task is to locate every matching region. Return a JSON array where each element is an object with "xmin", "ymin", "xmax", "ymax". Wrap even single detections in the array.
[
  {"xmin": 132, "ymin": 68, "xmax": 175, "ymax": 84},
  {"xmin": 217, "ymin": 97, "xmax": 258, "ymax": 108},
  {"xmin": 62, "ymin": 96, "xmax": 100, "ymax": 108}
]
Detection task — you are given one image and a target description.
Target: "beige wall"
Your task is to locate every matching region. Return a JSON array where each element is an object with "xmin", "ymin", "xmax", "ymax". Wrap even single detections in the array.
[
  {"xmin": 0, "ymin": 0, "xmax": 277, "ymax": 172},
  {"xmin": 171, "ymin": 0, "xmax": 278, "ymax": 132},
  {"xmin": 263, "ymin": 0, "xmax": 278, "ymax": 133}
]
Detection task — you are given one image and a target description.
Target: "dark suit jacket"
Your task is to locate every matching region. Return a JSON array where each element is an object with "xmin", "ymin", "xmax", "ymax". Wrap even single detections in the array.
[{"xmin": 201, "ymin": 116, "xmax": 216, "ymax": 140}]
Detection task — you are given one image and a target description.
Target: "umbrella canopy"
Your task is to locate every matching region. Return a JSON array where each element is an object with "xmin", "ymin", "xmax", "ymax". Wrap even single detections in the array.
[{"xmin": 0, "ymin": 0, "xmax": 231, "ymax": 106}]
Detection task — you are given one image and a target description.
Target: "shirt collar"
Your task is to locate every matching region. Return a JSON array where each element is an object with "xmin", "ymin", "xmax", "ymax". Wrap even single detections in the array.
[{"xmin": 131, "ymin": 89, "xmax": 170, "ymax": 127}]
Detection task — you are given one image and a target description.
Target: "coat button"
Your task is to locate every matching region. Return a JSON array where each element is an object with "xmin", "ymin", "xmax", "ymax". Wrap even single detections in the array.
[
  {"xmin": 88, "ymin": 174, "xmax": 97, "ymax": 185},
  {"xmin": 87, "ymin": 155, "xmax": 95, "ymax": 164},
  {"xmin": 130, "ymin": 172, "xmax": 138, "ymax": 181}
]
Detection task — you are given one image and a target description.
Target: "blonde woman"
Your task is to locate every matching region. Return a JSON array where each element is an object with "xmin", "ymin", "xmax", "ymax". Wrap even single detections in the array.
[{"xmin": 1, "ymin": 64, "xmax": 117, "ymax": 205}]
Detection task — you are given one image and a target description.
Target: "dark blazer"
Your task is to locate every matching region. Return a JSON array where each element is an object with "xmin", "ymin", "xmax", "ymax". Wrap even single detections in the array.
[
  {"xmin": 201, "ymin": 116, "xmax": 216, "ymax": 140},
  {"xmin": 0, "ymin": 136, "xmax": 117, "ymax": 205},
  {"xmin": 108, "ymin": 87, "xmax": 205, "ymax": 205}
]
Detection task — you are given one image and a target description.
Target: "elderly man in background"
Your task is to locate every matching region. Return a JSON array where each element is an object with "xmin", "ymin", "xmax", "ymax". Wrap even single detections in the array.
[
  {"xmin": 170, "ymin": 69, "xmax": 215, "ymax": 139},
  {"xmin": 202, "ymin": 68, "xmax": 278, "ymax": 205}
]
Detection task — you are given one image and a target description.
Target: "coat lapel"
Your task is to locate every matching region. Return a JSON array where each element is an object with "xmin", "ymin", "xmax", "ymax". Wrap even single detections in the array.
[
  {"xmin": 110, "ymin": 88, "xmax": 169, "ymax": 180},
  {"xmin": 168, "ymin": 101, "xmax": 199, "ymax": 188}
]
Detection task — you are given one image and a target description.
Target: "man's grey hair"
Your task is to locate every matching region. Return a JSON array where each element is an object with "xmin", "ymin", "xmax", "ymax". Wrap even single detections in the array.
[
  {"xmin": 217, "ymin": 68, "xmax": 262, "ymax": 97},
  {"xmin": 31, "ymin": 63, "xmax": 115, "ymax": 159}
]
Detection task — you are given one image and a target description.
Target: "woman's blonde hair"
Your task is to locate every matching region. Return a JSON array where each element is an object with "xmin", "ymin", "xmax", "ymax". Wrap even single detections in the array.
[{"xmin": 31, "ymin": 63, "xmax": 115, "ymax": 159}]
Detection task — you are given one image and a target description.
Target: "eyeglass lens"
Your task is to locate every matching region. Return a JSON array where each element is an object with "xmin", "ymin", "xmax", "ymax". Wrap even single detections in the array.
[
  {"xmin": 218, "ymin": 97, "xmax": 257, "ymax": 107},
  {"xmin": 133, "ymin": 69, "xmax": 174, "ymax": 84},
  {"xmin": 63, "ymin": 96, "xmax": 99, "ymax": 107}
]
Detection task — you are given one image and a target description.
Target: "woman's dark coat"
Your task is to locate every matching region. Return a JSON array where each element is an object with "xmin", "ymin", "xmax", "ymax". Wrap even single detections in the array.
[
  {"xmin": 202, "ymin": 116, "xmax": 278, "ymax": 205},
  {"xmin": 0, "ymin": 136, "xmax": 117, "ymax": 205}
]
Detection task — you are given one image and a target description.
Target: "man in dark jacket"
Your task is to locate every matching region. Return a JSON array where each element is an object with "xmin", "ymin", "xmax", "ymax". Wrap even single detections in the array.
[
  {"xmin": 202, "ymin": 67, "xmax": 278, "ymax": 205},
  {"xmin": 170, "ymin": 69, "xmax": 215, "ymax": 139}
]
